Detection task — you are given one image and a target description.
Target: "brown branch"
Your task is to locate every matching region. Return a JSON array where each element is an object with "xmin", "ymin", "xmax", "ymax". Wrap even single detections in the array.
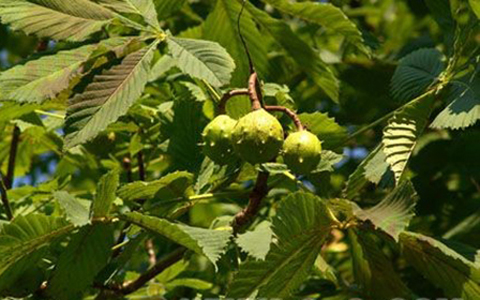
[
  {"xmin": 218, "ymin": 88, "xmax": 249, "ymax": 114},
  {"xmin": 264, "ymin": 105, "xmax": 304, "ymax": 131},
  {"xmin": 5, "ymin": 126, "xmax": 20, "ymax": 189},
  {"xmin": 232, "ymin": 171, "xmax": 270, "ymax": 234},
  {"xmin": 0, "ymin": 174, "xmax": 13, "ymax": 220},
  {"xmin": 248, "ymin": 72, "xmax": 263, "ymax": 111},
  {"xmin": 98, "ymin": 248, "xmax": 186, "ymax": 295}
]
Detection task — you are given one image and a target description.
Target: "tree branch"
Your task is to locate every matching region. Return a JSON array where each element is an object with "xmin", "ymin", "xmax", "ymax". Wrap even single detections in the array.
[
  {"xmin": 99, "ymin": 248, "xmax": 186, "ymax": 295},
  {"xmin": 217, "ymin": 88, "xmax": 249, "ymax": 114},
  {"xmin": 5, "ymin": 126, "xmax": 20, "ymax": 189},
  {"xmin": 0, "ymin": 174, "xmax": 13, "ymax": 220},
  {"xmin": 232, "ymin": 171, "xmax": 270, "ymax": 233},
  {"xmin": 248, "ymin": 72, "xmax": 263, "ymax": 111},
  {"xmin": 264, "ymin": 105, "xmax": 304, "ymax": 131}
]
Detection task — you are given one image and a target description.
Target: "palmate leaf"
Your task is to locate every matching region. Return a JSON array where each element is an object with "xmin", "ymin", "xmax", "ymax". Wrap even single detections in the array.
[
  {"xmin": 64, "ymin": 41, "xmax": 158, "ymax": 149},
  {"xmin": 349, "ymin": 229, "xmax": 412, "ymax": 299},
  {"xmin": 431, "ymin": 76, "xmax": 480, "ymax": 130},
  {"xmin": 400, "ymin": 231, "xmax": 480, "ymax": 299},
  {"xmin": 242, "ymin": 1, "xmax": 339, "ymax": 102},
  {"xmin": 383, "ymin": 94, "xmax": 434, "ymax": 184},
  {"xmin": 0, "ymin": 214, "xmax": 73, "ymax": 289},
  {"xmin": 91, "ymin": 169, "xmax": 119, "ymax": 218},
  {"xmin": 227, "ymin": 192, "xmax": 334, "ymax": 299},
  {"xmin": 261, "ymin": 0, "xmax": 369, "ymax": 55},
  {"xmin": 298, "ymin": 112, "xmax": 347, "ymax": 149},
  {"xmin": 167, "ymin": 36, "xmax": 235, "ymax": 88},
  {"xmin": 47, "ymin": 224, "xmax": 114, "ymax": 300},
  {"xmin": 121, "ymin": 211, "xmax": 232, "ymax": 265},
  {"xmin": 344, "ymin": 144, "xmax": 393, "ymax": 199},
  {"xmin": 0, "ymin": 0, "xmax": 115, "ymax": 42},
  {"xmin": 391, "ymin": 48, "xmax": 444, "ymax": 102},
  {"xmin": 354, "ymin": 181, "xmax": 417, "ymax": 241},
  {"xmin": 202, "ymin": 0, "xmax": 268, "ymax": 86}
]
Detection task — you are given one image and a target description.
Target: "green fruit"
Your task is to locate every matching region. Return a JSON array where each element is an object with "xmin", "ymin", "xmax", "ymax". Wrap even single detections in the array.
[
  {"xmin": 232, "ymin": 109, "xmax": 284, "ymax": 164},
  {"xmin": 202, "ymin": 115, "xmax": 237, "ymax": 164},
  {"xmin": 283, "ymin": 130, "xmax": 322, "ymax": 174}
]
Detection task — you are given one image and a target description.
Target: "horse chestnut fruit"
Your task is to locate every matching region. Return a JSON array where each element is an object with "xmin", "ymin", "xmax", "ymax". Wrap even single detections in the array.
[
  {"xmin": 283, "ymin": 130, "xmax": 322, "ymax": 174},
  {"xmin": 202, "ymin": 115, "xmax": 237, "ymax": 164},
  {"xmin": 231, "ymin": 109, "xmax": 284, "ymax": 164}
]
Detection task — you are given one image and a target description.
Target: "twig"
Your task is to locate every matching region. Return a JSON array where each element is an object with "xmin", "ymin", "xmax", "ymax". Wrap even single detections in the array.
[
  {"xmin": 0, "ymin": 174, "xmax": 13, "ymax": 220},
  {"xmin": 217, "ymin": 88, "xmax": 249, "ymax": 114},
  {"xmin": 112, "ymin": 157, "xmax": 134, "ymax": 258},
  {"xmin": 122, "ymin": 157, "xmax": 133, "ymax": 183},
  {"xmin": 137, "ymin": 151, "xmax": 146, "ymax": 181},
  {"xmin": 248, "ymin": 72, "xmax": 263, "ymax": 110},
  {"xmin": 232, "ymin": 171, "xmax": 270, "ymax": 233},
  {"xmin": 99, "ymin": 248, "xmax": 186, "ymax": 295},
  {"xmin": 5, "ymin": 126, "xmax": 20, "ymax": 189},
  {"xmin": 145, "ymin": 239, "xmax": 156, "ymax": 267},
  {"xmin": 264, "ymin": 105, "xmax": 304, "ymax": 131}
]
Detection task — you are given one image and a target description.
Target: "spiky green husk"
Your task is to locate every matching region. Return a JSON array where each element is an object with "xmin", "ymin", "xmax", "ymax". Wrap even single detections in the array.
[
  {"xmin": 202, "ymin": 115, "xmax": 237, "ymax": 164},
  {"xmin": 231, "ymin": 109, "xmax": 284, "ymax": 164},
  {"xmin": 283, "ymin": 130, "xmax": 322, "ymax": 174}
]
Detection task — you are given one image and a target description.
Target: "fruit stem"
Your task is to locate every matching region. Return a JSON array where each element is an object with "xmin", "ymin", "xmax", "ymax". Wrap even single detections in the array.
[
  {"xmin": 264, "ymin": 105, "xmax": 304, "ymax": 131},
  {"xmin": 217, "ymin": 88, "xmax": 249, "ymax": 114},
  {"xmin": 248, "ymin": 72, "xmax": 263, "ymax": 110}
]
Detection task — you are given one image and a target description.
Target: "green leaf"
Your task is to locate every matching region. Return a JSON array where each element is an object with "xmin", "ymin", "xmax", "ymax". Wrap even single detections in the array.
[
  {"xmin": 349, "ymin": 229, "xmax": 412, "ymax": 299},
  {"xmin": 121, "ymin": 211, "xmax": 232, "ymax": 265},
  {"xmin": 0, "ymin": 214, "xmax": 72, "ymax": 280},
  {"xmin": 202, "ymin": 0, "xmax": 268, "ymax": 86},
  {"xmin": 0, "ymin": 0, "xmax": 114, "ymax": 41},
  {"xmin": 391, "ymin": 48, "xmax": 444, "ymax": 102},
  {"xmin": 148, "ymin": 55, "xmax": 176, "ymax": 82},
  {"xmin": 227, "ymin": 192, "xmax": 334, "ymax": 299},
  {"xmin": 344, "ymin": 144, "xmax": 392, "ymax": 199},
  {"xmin": 425, "ymin": 0, "xmax": 456, "ymax": 32},
  {"xmin": 314, "ymin": 150, "xmax": 344, "ymax": 173},
  {"xmin": 165, "ymin": 278, "xmax": 213, "ymax": 291},
  {"xmin": 167, "ymin": 99, "xmax": 206, "ymax": 171},
  {"xmin": 354, "ymin": 181, "xmax": 417, "ymax": 241},
  {"xmin": 400, "ymin": 231, "xmax": 480, "ymax": 298},
  {"xmin": 431, "ymin": 77, "xmax": 480, "ymax": 130},
  {"xmin": 153, "ymin": 0, "xmax": 187, "ymax": 19},
  {"xmin": 64, "ymin": 41, "xmax": 157, "ymax": 149},
  {"xmin": 95, "ymin": 0, "xmax": 160, "ymax": 29},
  {"xmin": 54, "ymin": 191, "xmax": 90, "ymax": 227},
  {"xmin": 470, "ymin": 0, "xmax": 480, "ymax": 19},
  {"xmin": 383, "ymin": 94, "xmax": 434, "ymax": 183},
  {"xmin": 261, "ymin": 0, "xmax": 368, "ymax": 54},
  {"xmin": 47, "ymin": 224, "xmax": 114, "ymax": 299},
  {"xmin": 0, "ymin": 44, "xmax": 98, "ymax": 103},
  {"xmin": 167, "ymin": 36, "xmax": 235, "ymax": 88},
  {"xmin": 117, "ymin": 171, "xmax": 193, "ymax": 201},
  {"xmin": 298, "ymin": 112, "xmax": 348, "ymax": 149},
  {"xmin": 91, "ymin": 169, "xmax": 119, "ymax": 218},
  {"xmin": 243, "ymin": 2, "xmax": 339, "ymax": 102},
  {"xmin": 236, "ymin": 221, "xmax": 273, "ymax": 260}
]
